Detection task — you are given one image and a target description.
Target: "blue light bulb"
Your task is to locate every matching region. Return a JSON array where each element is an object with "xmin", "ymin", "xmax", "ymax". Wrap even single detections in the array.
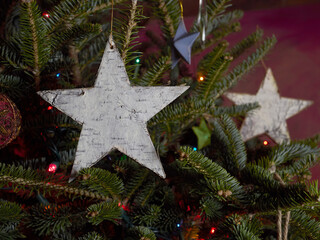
[
  {"xmin": 56, "ymin": 73, "xmax": 60, "ymax": 77},
  {"xmin": 193, "ymin": 147, "xmax": 197, "ymax": 151},
  {"xmin": 177, "ymin": 223, "xmax": 180, "ymax": 228}
]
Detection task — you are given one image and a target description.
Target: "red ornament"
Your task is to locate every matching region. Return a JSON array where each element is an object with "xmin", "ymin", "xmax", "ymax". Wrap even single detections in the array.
[
  {"xmin": 0, "ymin": 94, "xmax": 21, "ymax": 149},
  {"xmin": 48, "ymin": 163, "xmax": 57, "ymax": 173},
  {"xmin": 42, "ymin": 12, "xmax": 50, "ymax": 18}
]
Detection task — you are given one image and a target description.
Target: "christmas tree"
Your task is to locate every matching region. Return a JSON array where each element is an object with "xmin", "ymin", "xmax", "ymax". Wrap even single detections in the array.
[{"xmin": 0, "ymin": 0, "xmax": 319, "ymax": 239}]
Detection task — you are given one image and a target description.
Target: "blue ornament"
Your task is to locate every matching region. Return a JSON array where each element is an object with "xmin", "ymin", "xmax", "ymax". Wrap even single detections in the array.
[{"xmin": 171, "ymin": 20, "xmax": 199, "ymax": 68}]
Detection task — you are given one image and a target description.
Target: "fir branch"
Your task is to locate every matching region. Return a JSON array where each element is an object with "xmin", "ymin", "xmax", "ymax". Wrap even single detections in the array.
[
  {"xmin": 156, "ymin": 0, "xmax": 180, "ymax": 38},
  {"xmin": 179, "ymin": 146, "xmax": 245, "ymax": 199},
  {"xmin": 135, "ymin": 56, "xmax": 170, "ymax": 86},
  {"xmin": 214, "ymin": 102, "xmax": 260, "ymax": 117},
  {"xmin": 225, "ymin": 214, "xmax": 263, "ymax": 240},
  {"xmin": 78, "ymin": 232, "xmax": 103, "ymax": 240},
  {"xmin": 290, "ymin": 209, "xmax": 320, "ymax": 240},
  {"xmin": 212, "ymin": 36, "xmax": 277, "ymax": 100},
  {"xmin": 213, "ymin": 115, "xmax": 247, "ymax": 172},
  {"xmin": 20, "ymin": 0, "xmax": 49, "ymax": 89},
  {"xmin": 270, "ymin": 142, "xmax": 319, "ymax": 166},
  {"xmin": 197, "ymin": 54, "xmax": 233, "ymax": 100},
  {"xmin": 230, "ymin": 28, "xmax": 264, "ymax": 59},
  {"xmin": 121, "ymin": 0, "xmax": 138, "ymax": 63},
  {"xmin": 207, "ymin": 0, "xmax": 232, "ymax": 19},
  {"xmin": 0, "ymin": 163, "xmax": 109, "ymax": 201},
  {"xmin": 0, "ymin": 201, "xmax": 23, "ymax": 224},
  {"xmin": 87, "ymin": 201, "xmax": 121, "ymax": 225},
  {"xmin": 197, "ymin": 40, "xmax": 229, "ymax": 74},
  {"xmin": 125, "ymin": 169, "xmax": 149, "ymax": 201},
  {"xmin": 79, "ymin": 168, "xmax": 124, "ymax": 199},
  {"xmin": 128, "ymin": 226, "xmax": 156, "ymax": 240}
]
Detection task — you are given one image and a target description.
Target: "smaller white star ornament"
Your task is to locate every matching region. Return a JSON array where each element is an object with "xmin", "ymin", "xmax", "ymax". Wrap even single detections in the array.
[
  {"xmin": 171, "ymin": 20, "xmax": 199, "ymax": 68},
  {"xmin": 38, "ymin": 37, "xmax": 189, "ymax": 179},
  {"xmin": 225, "ymin": 68, "xmax": 312, "ymax": 143}
]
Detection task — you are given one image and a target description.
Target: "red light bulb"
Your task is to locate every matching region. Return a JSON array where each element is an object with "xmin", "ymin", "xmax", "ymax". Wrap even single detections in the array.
[
  {"xmin": 210, "ymin": 227, "xmax": 216, "ymax": 234},
  {"xmin": 263, "ymin": 140, "xmax": 269, "ymax": 146},
  {"xmin": 47, "ymin": 106, "xmax": 53, "ymax": 110},
  {"xmin": 42, "ymin": 12, "xmax": 50, "ymax": 18},
  {"xmin": 48, "ymin": 163, "xmax": 57, "ymax": 173}
]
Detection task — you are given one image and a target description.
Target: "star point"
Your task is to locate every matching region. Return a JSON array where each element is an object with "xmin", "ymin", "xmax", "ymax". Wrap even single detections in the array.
[
  {"xmin": 225, "ymin": 68, "xmax": 312, "ymax": 143},
  {"xmin": 172, "ymin": 20, "xmax": 199, "ymax": 68},
  {"xmin": 38, "ymin": 36, "xmax": 189, "ymax": 180}
]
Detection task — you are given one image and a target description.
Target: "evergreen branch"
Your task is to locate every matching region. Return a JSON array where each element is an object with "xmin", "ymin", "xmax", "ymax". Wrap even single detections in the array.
[
  {"xmin": 0, "ymin": 201, "xmax": 23, "ymax": 224},
  {"xmin": 20, "ymin": 0, "xmax": 50, "ymax": 89},
  {"xmin": 79, "ymin": 168, "xmax": 124, "ymax": 199},
  {"xmin": 156, "ymin": 0, "xmax": 180, "ymax": 38},
  {"xmin": 270, "ymin": 142, "xmax": 319, "ymax": 166},
  {"xmin": 87, "ymin": 201, "xmax": 121, "ymax": 225},
  {"xmin": 200, "ymin": 196, "xmax": 224, "ymax": 220},
  {"xmin": 128, "ymin": 226, "xmax": 156, "ymax": 240},
  {"xmin": 193, "ymin": 22, "xmax": 241, "ymax": 54},
  {"xmin": 197, "ymin": 54, "xmax": 233, "ymax": 100},
  {"xmin": 149, "ymin": 97, "xmax": 213, "ymax": 127},
  {"xmin": 134, "ymin": 179, "xmax": 156, "ymax": 206},
  {"xmin": 241, "ymin": 164, "xmax": 315, "ymax": 211},
  {"xmin": 51, "ymin": 23, "xmax": 102, "ymax": 53},
  {"xmin": 79, "ymin": 33, "xmax": 107, "ymax": 70},
  {"xmin": 213, "ymin": 115, "xmax": 247, "ymax": 172},
  {"xmin": 197, "ymin": 40, "xmax": 228, "ymax": 74},
  {"xmin": 207, "ymin": 0, "xmax": 232, "ymax": 19},
  {"xmin": 290, "ymin": 209, "xmax": 320, "ymax": 240},
  {"xmin": 230, "ymin": 28, "xmax": 264, "ymax": 59},
  {"xmin": 46, "ymin": 0, "xmax": 80, "ymax": 33},
  {"xmin": 121, "ymin": 0, "xmax": 138, "ymax": 63},
  {"xmin": 26, "ymin": 204, "xmax": 75, "ymax": 236},
  {"xmin": 0, "ymin": 40, "xmax": 27, "ymax": 71},
  {"xmin": 0, "ymin": 75, "xmax": 27, "ymax": 98},
  {"xmin": 214, "ymin": 102, "xmax": 260, "ymax": 117},
  {"xmin": 179, "ymin": 146, "xmax": 245, "ymax": 199},
  {"xmin": 125, "ymin": 169, "xmax": 149, "ymax": 201},
  {"xmin": 78, "ymin": 232, "xmax": 103, "ymax": 240},
  {"xmin": 212, "ymin": 36, "xmax": 277, "ymax": 100},
  {"xmin": 77, "ymin": 0, "xmax": 127, "ymax": 18},
  {"xmin": 136, "ymin": 56, "xmax": 170, "ymax": 86},
  {"xmin": 225, "ymin": 214, "xmax": 263, "ymax": 240},
  {"xmin": 0, "ymin": 163, "xmax": 109, "ymax": 201}
]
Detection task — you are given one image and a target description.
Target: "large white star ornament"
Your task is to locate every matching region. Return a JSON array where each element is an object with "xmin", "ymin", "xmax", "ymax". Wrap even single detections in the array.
[
  {"xmin": 38, "ymin": 37, "xmax": 189, "ymax": 179},
  {"xmin": 225, "ymin": 68, "xmax": 312, "ymax": 143}
]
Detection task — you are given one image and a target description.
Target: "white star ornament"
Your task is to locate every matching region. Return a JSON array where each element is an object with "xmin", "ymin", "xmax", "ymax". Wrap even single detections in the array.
[
  {"xmin": 225, "ymin": 68, "xmax": 312, "ymax": 143},
  {"xmin": 38, "ymin": 37, "xmax": 189, "ymax": 179}
]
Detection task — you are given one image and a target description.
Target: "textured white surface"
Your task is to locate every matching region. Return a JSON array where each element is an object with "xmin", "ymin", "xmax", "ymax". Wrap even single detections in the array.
[
  {"xmin": 225, "ymin": 68, "xmax": 312, "ymax": 143},
  {"xmin": 38, "ymin": 37, "xmax": 189, "ymax": 179}
]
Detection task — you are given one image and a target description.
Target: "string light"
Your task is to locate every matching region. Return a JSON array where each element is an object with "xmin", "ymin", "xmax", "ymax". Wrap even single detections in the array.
[
  {"xmin": 210, "ymin": 227, "xmax": 216, "ymax": 234},
  {"xmin": 177, "ymin": 223, "xmax": 181, "ymax": 228},
  {"xmin": 56, "ymin": 73, "xmax": 60, "ymax": 77},
  {"xmin": 198, "ymin": 75, "xmax": 205, "ymax": 82},
  {"xmin": 135, "ymin": 58, "xmax": 140, "ymax": 64},
  {"xmin": 42, "ymin": 12, "xmax": 50, "ymax": 18},
  {"xmin": 263, "ymin": 140, "xmax": 269, "ymax": 146},
  {"xmin": 193, "ymin": 147, "xmax": 197, "ymax": 151},
  {"xmin": 48, "ymin": 163, "xmax": 57, "ymax": 173},
  {"xmin": 47, "ymin": 106, "xmax": 53, "ymax": 110}
]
